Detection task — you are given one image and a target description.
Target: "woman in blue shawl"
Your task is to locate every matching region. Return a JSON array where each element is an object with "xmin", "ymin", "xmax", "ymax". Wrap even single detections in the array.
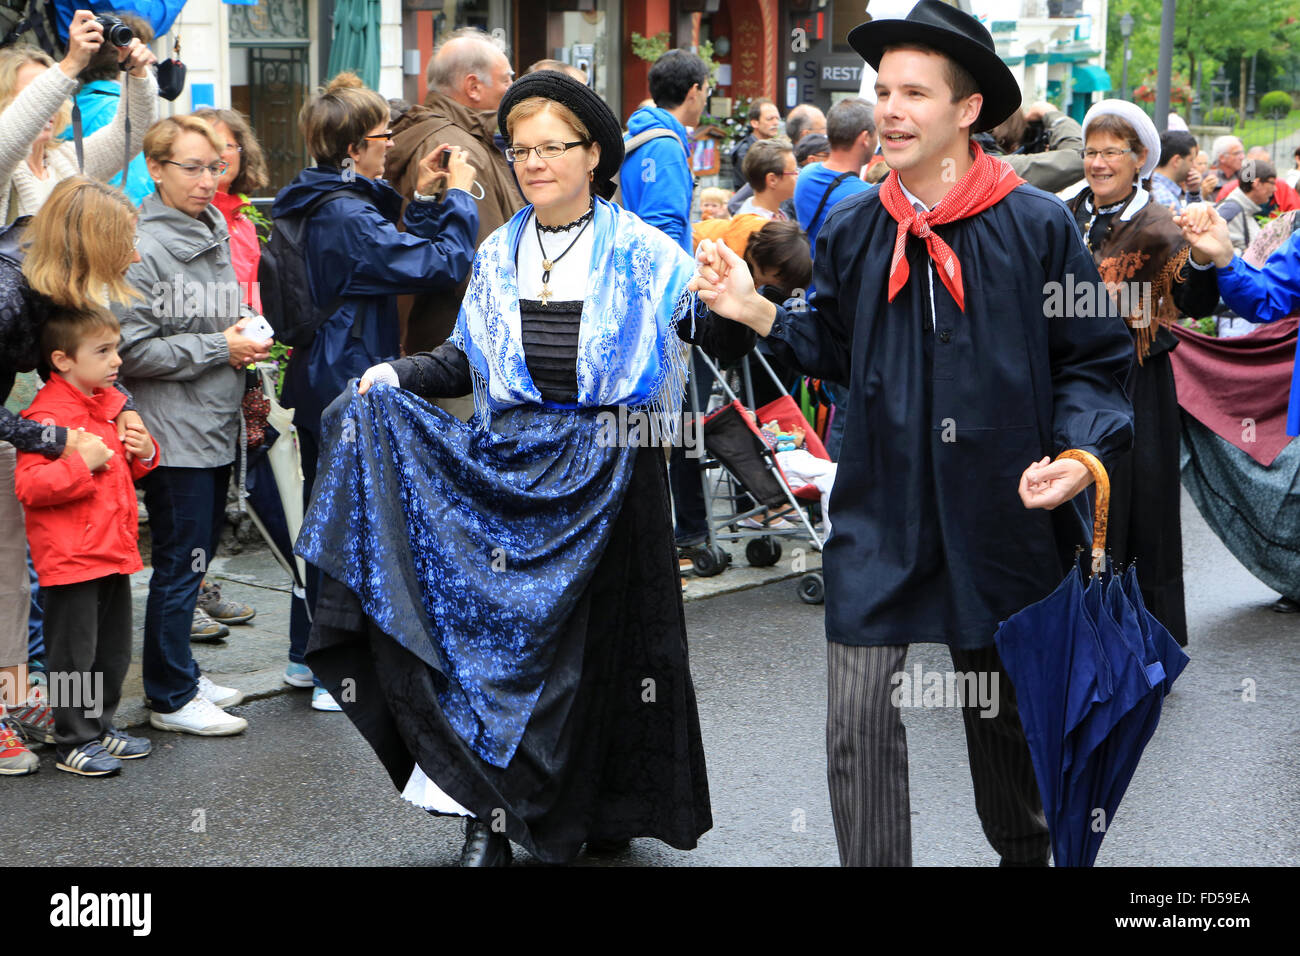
[{"xmin": 296, "ymin": 72, "xmax": 754, "ymax": 866}]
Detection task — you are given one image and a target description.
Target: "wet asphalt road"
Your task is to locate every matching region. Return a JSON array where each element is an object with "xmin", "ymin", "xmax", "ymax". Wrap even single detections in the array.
[{"xmin": 3, "ymin": 489, "xmax": 1297, "ymax": 867}]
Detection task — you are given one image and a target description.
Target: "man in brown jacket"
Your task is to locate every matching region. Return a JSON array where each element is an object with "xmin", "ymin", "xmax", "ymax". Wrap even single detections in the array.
[{"xmin": 387, "ymin": 27, "xmax": 523, "ymax": 361}]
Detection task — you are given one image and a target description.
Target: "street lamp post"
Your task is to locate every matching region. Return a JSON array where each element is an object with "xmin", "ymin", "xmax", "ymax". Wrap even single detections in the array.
[
  {"xmin": 1154, "ymin": 0, "xmax": 1175, "ymax": 133},
  {"xmin": 1190, "ymin": 62, "xmax": 1202, "ymax": 127},
  {"xmin": 1212, "ymin": 66, "xmax": 1230, "ymax": 122},
  {"xmin": 1247, "ymin": 52, "xmax": 1257, "ymax": 116},
  {"xmin": 1120, "ymin": 13, "xmax": 1134, "ymax": 101}
]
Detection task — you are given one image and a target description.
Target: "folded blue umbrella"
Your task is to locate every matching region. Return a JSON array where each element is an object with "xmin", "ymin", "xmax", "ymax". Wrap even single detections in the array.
[{"xmin": 995, "ymin": 450, "xmax": 1190, "ymax": 866}]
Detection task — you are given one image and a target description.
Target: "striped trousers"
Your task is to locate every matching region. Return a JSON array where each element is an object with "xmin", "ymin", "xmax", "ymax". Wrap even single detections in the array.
[{"xmin": 826, "ymin": 641, "xmax": 1050, "ymax": 866}]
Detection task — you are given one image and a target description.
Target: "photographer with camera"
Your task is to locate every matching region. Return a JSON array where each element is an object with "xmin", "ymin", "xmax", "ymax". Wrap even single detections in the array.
[
  {"xmin": 976, "ymin": 100, "xmax": 1084, "ymax": 193},
  {"xmin": 0, "ymin": 9, "xmax": 156, "ymax": 223}
]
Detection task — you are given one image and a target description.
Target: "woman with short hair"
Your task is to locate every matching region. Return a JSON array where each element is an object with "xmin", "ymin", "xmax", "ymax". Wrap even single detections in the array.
[
  {"xmin": 299, "ymin": 71, "xmax": 752, "ymax": 866},
  {"xmin": 117, "ymin": 114, "xmax": 268, "ymax": 738},
  {"xmin": 1066, "ymin": 100, "xmax": 1221, "ymax": 647},
  {"xmin": 271, "ymin": 72, "xmax": 478, "ymax": 710}
]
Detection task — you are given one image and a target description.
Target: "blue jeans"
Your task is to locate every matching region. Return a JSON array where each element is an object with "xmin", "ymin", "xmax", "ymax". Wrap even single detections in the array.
[
  {"xmin": 290, "ymin": 426, "xmax": 322, "ymax": 687},
  {"xmin": 141, "ymin": 464, "xmax": 231, "ymax": 713},
  {"xmin": 26, "ymin": 548, "xmax": 44, "ymax": 665}
]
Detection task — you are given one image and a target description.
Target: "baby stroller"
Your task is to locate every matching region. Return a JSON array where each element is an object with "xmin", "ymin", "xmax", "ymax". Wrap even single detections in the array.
[{"xmin": 683, "ymin": 347, "xmax": 830, "ymax": 604}]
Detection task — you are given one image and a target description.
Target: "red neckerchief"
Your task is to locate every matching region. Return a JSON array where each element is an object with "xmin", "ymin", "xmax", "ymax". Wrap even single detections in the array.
[{"xmin": 879, "ymin": 142, "xmax": 1024, "ymax": 312}]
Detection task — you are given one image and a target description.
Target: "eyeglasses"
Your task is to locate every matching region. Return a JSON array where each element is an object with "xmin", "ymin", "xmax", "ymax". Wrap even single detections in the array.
[
  {"xmin": 163, "ymin": 160, "xmax": 230, "ymax": 178},
  {"xmin": 364, "ymin": 130, "xmax": 394, "ymax": 142},
  {"xmin": 222, "ymin": 142, "xmax": 243, "ymax": 154},
  {"xmin": 1081, "ymin": 148, "xmax": 1134, "ymax": 162},
  {"xmin": 505, "ymin": 140, "xmax": 589, "ymax": 163}
]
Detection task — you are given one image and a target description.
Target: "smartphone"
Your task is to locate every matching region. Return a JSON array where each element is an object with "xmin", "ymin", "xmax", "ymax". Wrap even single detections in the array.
[
  {"xmin": 438, "ymin": 148, "xmax": 451, "ymax": 170},
  {"xmin": 243, "ymin": 315, "xmax": 275, "ymax": 342}
]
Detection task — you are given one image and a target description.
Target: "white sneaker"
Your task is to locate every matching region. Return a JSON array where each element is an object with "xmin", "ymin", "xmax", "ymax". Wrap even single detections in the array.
[
  {"xmin": 311, "ymin": 687, "xmax": 343, "ymax": 712},
  {"xmin": 150, "ymin": 695, "xmax": 248, "ymax": 736},
  {"xmin": 197, "ymin": 675, "xmax": 245, "ymax": 709}
]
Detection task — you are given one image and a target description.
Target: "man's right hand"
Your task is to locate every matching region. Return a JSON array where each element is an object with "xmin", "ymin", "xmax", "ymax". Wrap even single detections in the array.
[
  {"xmin": 223, "ymin": 319, "xmax": 273, "ymax": 367},
  {"xmin": 689, "ymin": 239, "xmax": 777, "ymax": 335},
  {"xmin": 64, "ymin": 427, "xmax": 113, "ymax": 471},
  {"xmin": 59, "ymin": 11, "xmax": 104, "ymax": 78},
  {"xmin": 1175, "ymin": 203, "xmax": 1235, "ymax": 268}
]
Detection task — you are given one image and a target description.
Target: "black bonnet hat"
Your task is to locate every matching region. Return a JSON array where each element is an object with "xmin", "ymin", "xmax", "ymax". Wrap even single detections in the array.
[
  {"xmin": 847, "ymin": 0, "xmax": 1021, "ymax": 134},
  {"xmin": 497, "ymin": 71, "xmax": 624, "ymax": 188}
]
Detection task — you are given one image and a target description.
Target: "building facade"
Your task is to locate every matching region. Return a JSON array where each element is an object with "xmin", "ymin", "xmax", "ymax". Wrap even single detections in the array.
[{"xmin": 151, "ymin": 0, "xmax": 1111, "ymax": 196}]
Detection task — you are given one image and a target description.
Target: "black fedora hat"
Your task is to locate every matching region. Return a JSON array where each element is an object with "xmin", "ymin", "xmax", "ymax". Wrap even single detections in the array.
[
  {"xmin": 498, "ymin": 71, "xmax": 624, "ymax": 188},
  {"xmin": 847, "ymin": 0, "xmax": 1021, "ymax": 133}
]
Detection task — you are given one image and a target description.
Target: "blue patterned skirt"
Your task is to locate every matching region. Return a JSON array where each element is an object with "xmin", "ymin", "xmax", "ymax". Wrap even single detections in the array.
[{"xmin": 298, "ymin": 386, "xmax": 712, "ymax": 862}]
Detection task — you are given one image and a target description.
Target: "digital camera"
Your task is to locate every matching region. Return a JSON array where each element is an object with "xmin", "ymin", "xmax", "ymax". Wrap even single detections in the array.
[{"xmin": 95, "ymin": 14, "xmax": 133, "ymax": 48}]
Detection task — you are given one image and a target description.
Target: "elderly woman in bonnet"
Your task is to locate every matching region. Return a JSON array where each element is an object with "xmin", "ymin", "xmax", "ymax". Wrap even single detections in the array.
[
  {"xmin": 1065, "ymin": 99, "xmax": 1220, "ymax": 647},
  {"xmin": 297, "ymin": 71, "xmax": 753, "ymax": 866}
]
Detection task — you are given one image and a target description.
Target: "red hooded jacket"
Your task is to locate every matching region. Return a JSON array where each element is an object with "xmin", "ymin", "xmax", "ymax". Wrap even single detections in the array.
[{"xmin": 16, "ymin": 374, "xmax": 159, "ymax": 586}]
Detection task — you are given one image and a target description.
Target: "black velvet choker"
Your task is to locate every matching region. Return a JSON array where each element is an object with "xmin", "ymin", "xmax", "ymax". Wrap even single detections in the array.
[{"xmin": 535, "ymin": 201, "xmax": 594, "ymax": 233}]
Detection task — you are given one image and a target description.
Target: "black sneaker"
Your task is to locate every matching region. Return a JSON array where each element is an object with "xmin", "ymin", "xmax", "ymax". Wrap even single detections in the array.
[
  {"xmin": 56, "ymin": 742, "xmax": 123, "ymax": 777},
  {"xmin": 100, "ymin": 727, "xmax": 152, "ymax": 760}
]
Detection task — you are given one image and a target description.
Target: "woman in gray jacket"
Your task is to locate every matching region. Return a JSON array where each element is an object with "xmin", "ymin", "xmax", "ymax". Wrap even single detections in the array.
[{"xmin": 117, "ymin": 115, "xmax": 271, "ymax": 738}]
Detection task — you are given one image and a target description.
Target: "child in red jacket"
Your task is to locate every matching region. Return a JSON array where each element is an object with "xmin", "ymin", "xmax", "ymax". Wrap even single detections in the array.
[{"xmin": 15, "ymin": 307, "xmax": 159, "ymax": 777}]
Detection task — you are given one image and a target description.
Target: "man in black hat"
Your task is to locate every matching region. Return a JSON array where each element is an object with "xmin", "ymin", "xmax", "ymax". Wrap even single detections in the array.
[{"xmin": 692, "ymin": 0, "xmax": 1135, "ymax": 866}]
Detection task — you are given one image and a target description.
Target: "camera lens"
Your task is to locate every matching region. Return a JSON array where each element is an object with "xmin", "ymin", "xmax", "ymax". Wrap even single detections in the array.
[{"xmin": 95, "ymin": 15, "xmax": 134, "ymax": 48}]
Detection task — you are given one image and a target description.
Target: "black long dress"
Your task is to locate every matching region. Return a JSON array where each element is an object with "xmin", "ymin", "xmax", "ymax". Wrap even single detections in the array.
[
  {"xmin": 306, "ymin": 299, "xmax": 752, "ymax": 864},
  {"xmin": 1068, "ymin": 188, "xmax": 1222, "ymax": 647}
]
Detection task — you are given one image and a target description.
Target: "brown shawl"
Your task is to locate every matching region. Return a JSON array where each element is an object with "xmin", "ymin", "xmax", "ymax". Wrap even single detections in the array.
[{"xmin": 1069, "ymin": 187, "xmax": 1193, "ymax": 363}]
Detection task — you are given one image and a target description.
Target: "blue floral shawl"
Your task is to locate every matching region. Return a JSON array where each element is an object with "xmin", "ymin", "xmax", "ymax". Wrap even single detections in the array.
[{"xmin": 452, "ymin": 196, "xmax": 697, "ymax": 441}]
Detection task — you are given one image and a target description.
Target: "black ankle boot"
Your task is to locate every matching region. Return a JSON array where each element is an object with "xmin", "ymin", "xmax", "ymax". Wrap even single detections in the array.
[
  {"xmin": 459, "ymin": 818, "xmax": 512, "ymax": 867},
  {"xmin": 584, "ymin": 837, "xmax": 632, "ymax": 855}
]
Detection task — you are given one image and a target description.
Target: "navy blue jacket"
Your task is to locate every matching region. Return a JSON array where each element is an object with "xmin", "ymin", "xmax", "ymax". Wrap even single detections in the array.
[
  {"xmin": 272, "ymin": 167, "xmax": 478, "ymax": 436},
  {"xmin": 765, "ymin": 183, "xmax": 1136, "ymax": 649}
]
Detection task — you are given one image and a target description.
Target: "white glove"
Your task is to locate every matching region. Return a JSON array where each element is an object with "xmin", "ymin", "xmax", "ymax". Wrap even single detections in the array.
[{"xmin": 358, "ymin": 362, "xmax": 399, "ymax": 395}]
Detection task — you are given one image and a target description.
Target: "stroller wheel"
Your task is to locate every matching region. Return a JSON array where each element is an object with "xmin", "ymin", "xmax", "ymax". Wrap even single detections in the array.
[
  {"xmin": 691, "ymin": 544, "xmax": 731, "ymax": 578},
  {"xmin": 745, "ymin": 536, "xmax": 782, "ymax": 568},
  {"xmin": 798, "ymin": 572, "xmax": 825, "ymax": 605}
]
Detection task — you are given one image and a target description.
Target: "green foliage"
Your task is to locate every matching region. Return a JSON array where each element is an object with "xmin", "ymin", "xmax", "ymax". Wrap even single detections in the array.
[
  {"xmin": 700, "ymin": 96, "xmax": 757, "ymax": 150},
  {"xmin": 630, "ymin": 32, "xmax": 719, "ymax": 85},
  {"xmin": 1259, "ymin": 89, "xmax": 1293, "ymax": 119},
  {"xmin": 1206, "ymin": 106, "xmax": 1239, "ymax": 127},
  {"xmin": 630, "ymin": 31, "xmax": 670, "ymax": 64},
  {"xmin": 1106, "ymin": 0, "xmax": 1300, "ymax": 117},
  {"xmin": 237, "ymin": 194, "xmax": 272, "ymax": 243},
  {"xmin": 697, "ymin": 39, "xmax": 718, "ymax": 84},
  {"xmin": 266, "ymin": 341, "xmax": 292, "ymax": 399}
]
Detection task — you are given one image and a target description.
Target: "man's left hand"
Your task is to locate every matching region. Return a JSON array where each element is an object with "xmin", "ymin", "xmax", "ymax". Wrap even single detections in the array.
[{"xmin": 1018, "ymin": 456, "xmax": 1093, "ymax": 510}]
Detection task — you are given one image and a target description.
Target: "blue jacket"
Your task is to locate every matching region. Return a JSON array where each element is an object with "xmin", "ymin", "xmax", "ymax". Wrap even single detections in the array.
[
  {"xmin": 619, "ymin": 107, "xmax": 693, "ymax": 254},
  {"xmin": 1216, "ymin": 233, "xmax": 1300, "ymax": 436},
  {"xmin": 272, "ymin": 167, "xmax": 478, "ymax": 435},
  {"xmin": 75, "ymin": 80, "xmax": 154, "ymax": 205}
]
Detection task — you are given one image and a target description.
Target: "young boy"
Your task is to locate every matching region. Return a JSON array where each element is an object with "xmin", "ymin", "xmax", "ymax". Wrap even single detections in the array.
[
  {"xmin": 699, "ymin": 186, "xmax": 732, "ymax": 221},
  {"xmin": 15, "ymin": 307, "xmax": 159, "ymax": 776}
]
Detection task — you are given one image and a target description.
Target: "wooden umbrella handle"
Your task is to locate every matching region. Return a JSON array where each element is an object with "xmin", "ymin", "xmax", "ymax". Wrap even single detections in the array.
[{"xmin": 1055, "ymin": 448, "xmax": 1109, "ymax": 574}]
